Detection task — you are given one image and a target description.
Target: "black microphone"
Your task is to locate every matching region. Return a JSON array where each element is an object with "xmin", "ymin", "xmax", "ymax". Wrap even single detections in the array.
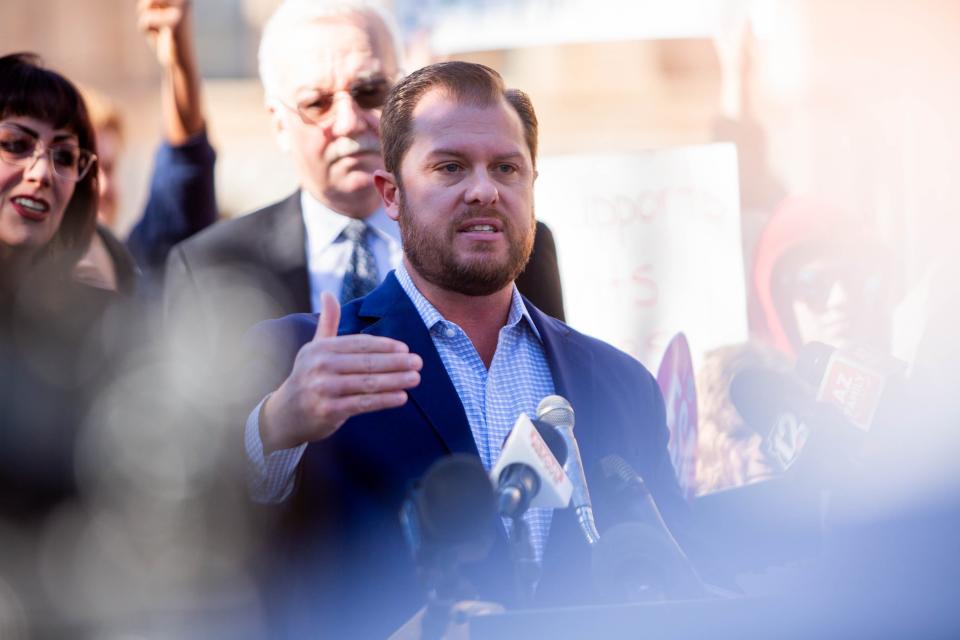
[
  {"xmin": 489, "ymin": 414, "xmax": 571, "ymax": 607},
  {"xmin": 795, "ymin": 341, "xmax": 906, "ymax": 433},
  {"xmin": 729, "ymin": 367, "xmax": 814, "ymax": 472},
  {"xmin": 594, "ymin": 454, "xmax": 706, "ymax": 601},
  {"xmin": 537, "ymin": 394, "xmax": 601, "ymax": 546},
  {"xmin": 729, "ymin": 366, "xmax": 867, "ymax": 484},
  {"xmin": 600, "ymin": 454, "xmax": 680, "ymax": 537},
  {"xmin": 400, "ymin": 454, "xmax": 497, "ymax": 580},
  {"xmin": 400, "ymin": 454, "xmax": 498, "ymax": 640}
]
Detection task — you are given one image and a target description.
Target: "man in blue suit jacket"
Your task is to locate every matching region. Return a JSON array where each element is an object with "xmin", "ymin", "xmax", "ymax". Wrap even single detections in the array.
[{"xmin": 241, "ymin": 61, "xmax": 690, "ymax": 637}]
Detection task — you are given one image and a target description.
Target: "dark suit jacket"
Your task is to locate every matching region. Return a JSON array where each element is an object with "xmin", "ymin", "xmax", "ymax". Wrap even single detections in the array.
[
  {"xmin": 242, "ymin": 272, "xmax": 686, "ymax": 637},
  {"xmin": 165, "ymin": 191, "xmax": 565, "ymax": 347}
]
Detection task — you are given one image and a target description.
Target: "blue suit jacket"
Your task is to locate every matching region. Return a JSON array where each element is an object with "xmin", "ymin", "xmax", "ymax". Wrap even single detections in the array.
[{"xmin": 244, "ymin": 272, "xmax": 687, "ymax": 636}]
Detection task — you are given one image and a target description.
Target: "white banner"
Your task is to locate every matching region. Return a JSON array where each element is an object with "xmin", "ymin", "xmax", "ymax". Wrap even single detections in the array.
[{"xmin": 535, "ymin": 144, "xmax": 747, "ymax": 372}]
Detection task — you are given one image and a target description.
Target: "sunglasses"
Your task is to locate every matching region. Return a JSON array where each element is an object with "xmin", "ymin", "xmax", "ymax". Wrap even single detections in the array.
[
  {"xmin": 791, "ymin": 264, "xmax": 887, "ymax": 312},
  {"xmin": 282, "ymin": 76, "xmax": 393, "ymax": 125},
  {"xmin": 0, "ymin": 124, "xmax": 96, "ymax": 182}
]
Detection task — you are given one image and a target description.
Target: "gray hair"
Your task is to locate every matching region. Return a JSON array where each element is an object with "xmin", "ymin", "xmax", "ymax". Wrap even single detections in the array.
[{"xmin": 258, "ymin": 0, "xmax": 404, "ymax": 101}]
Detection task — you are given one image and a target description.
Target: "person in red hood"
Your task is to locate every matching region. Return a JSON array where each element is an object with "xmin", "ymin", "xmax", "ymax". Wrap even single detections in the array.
[
  {"xmin": 751, "ymin": 196, "xmax": 900, "ymax": 358},
  {"xmin": 694, "ymin": 197, "xmax": 901, "ymax": 494}
]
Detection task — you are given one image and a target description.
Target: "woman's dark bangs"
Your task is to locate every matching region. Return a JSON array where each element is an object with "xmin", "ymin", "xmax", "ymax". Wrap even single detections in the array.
[{"xmin": 0, "ymin": 60, "xmax": 84, "ymax": 134}]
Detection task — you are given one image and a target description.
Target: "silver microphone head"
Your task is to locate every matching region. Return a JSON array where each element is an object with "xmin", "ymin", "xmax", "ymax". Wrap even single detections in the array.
[{"xmin": 536, "ymin": 395, "xmax": 575, "ymax": 431}]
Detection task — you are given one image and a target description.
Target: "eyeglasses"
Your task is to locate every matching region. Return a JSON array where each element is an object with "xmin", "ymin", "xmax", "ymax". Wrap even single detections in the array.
[
  {"xmin": 792, "ymin": 264, "xmax": 887, "ymax": 312},
  {"xmin": 278, "ymin": 76, "xmax": 393, "ymax": 125},
  {"xmin": 0, "ymin": 124, "xmax": 97, "ymax": 182}
]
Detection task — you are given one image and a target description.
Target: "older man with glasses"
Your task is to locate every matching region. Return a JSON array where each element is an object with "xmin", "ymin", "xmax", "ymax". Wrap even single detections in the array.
[{"xmin": 165, "ymin": 0, "xmax": 565, "ymax": 351}]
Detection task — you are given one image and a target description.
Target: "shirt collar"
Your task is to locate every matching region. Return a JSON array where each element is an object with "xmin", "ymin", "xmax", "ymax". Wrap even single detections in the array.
[
  {"xmin": 395, "ymin": 262, "xmax": 542, "ymax": 342},
  {"xmin": 299, "ymin": 189, "xmax": 400, "ymax": 249}
]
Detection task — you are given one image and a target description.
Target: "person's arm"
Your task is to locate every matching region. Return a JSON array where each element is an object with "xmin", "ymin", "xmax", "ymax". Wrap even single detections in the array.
[
  {"xmin": 258, "ymin": 294, "xmax": 423, "ymax": 451},
  {"xmin": 241, "ymin": 293, "xmax": 423, "ymax": 501},
  {"xmin": 245, "ymin": 396, "xmax": 307, "ymax": 503},
  {"xmin": 139, "ymin": 0, "xmax": 204, "ymax": 143},
  {"xmin": 128, "ymin": 0, "xmax": 217, "ymax": 285}
]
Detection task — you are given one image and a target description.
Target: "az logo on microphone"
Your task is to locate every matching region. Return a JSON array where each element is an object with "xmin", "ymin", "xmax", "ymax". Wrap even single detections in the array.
[{"xmin": 817, "ymin": 351, "xmax": 886, "ymax": 431}]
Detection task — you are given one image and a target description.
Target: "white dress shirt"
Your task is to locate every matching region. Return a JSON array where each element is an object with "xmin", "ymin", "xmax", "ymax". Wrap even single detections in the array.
[{"xmin": 300, "ymin": 190, "xmax": 402, "ymax": 312}]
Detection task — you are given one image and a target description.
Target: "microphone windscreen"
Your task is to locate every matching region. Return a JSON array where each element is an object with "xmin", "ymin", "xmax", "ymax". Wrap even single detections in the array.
[
  {"xmin": 532, "ymin": 418, "xmax": 568, "ymax": 466},
  {"xmin": 491, "ymin": 413, "xmax": 573, "ymax": 510},
  {"xmin": 600, "ymin": 454, "xmax": 649, "ymax": 497},
  {"xmin": 536, "ymin": 395, "xmax": 575, "ymax": 430},
  {"xmin": 796, "ymin": 341, "xmax": 905, "ymax": 432},
  {"xmin": 729, "ymin": 368, "xmax": 811, "ymax": 434},
  {"xmin": 417, "ymin": 454, "xmax": 496, "ymax": 547},
  {"xmin": 795, "ymin": 341, "xmax": 835, "ymax": 386}
]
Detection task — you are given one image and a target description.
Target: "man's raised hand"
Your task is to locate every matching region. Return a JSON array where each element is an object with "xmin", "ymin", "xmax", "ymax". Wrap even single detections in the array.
[{"xmin": 260, "ymin": 292, "xmax": 422, "ymax": 453}]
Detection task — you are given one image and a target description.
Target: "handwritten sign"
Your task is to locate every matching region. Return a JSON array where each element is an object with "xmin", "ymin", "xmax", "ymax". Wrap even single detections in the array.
[{"xmin": 534, "ymin": 144, "xmax": 747, "ymax": 372}]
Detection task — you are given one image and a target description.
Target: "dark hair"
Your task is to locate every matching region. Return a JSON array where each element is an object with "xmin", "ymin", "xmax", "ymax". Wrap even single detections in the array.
[
  {"xmin": 0, "ymin": 53, "xmax": 98, "ymax": 268},
  {"xmin": 380, "ymin": 61, "xmax": 538, "ymax": 177}
]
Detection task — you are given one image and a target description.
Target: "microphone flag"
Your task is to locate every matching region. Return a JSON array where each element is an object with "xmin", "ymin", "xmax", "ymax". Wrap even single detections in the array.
[{"xmin": 490, "ymin": 412, "xmax": 573, "ymax": 510}]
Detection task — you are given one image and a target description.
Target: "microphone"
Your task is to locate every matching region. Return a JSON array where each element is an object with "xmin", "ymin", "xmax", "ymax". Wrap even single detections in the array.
[
  {"xmin": 489, "ymin": 413, "xmax": 571, "ymax": 606},
  {"xmin": 400, "ymin": 454, "xmax": 497, "ymax": 640},
  {"xmin": 490, "ymin": 413, "xmax": 571, "ymax": 518},
  {"xmin": 729, "ymin": 367, "xmax": 813, "ymax": 472},
  {"xmin": 730, "ymin": 366, "xmax": 867, "ymax": 484},
  {"xmin": 594, "ymin": 454, "xmax": 706, "ymax": 601},
  {"xmin": 536, "ymin": 394, "xmax": 601, "ymax": 546},
  {"xmin": 796, "ymin": 341, "xmax": 906, "ymax": 433},
  {"xmin": 600, "ymin": 454, "xmax": 682, "ymax": 540},
  {"xmin": 400, "ymin": 454, "xmax": 497, "ymax": 576}
]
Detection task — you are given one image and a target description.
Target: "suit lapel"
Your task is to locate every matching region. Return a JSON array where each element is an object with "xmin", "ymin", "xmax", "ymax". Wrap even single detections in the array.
[
  {"xmin": 356, "ymin": 274, "xmax": 479, "ymax": 457},
  {"xmin": 261, "ymin": 191, "xmax": 312, "ymax": 314},
  {"xmin": 528, "ymin": 303, "xmax": 597, "ymax": 413}
]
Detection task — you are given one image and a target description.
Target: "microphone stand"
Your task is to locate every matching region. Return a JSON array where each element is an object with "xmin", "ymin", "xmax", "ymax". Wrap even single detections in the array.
[
  {"xmin": 507, "ymin": 516, "xmax": 540, "ymax": 608},
  {"xmin": 419, "ymin": 557, "xmax": 476, "ymax": 640},
  {"xmin": 421, "ymin": 587, "xmax": 454, "ymax": 640},
  {"xmin": 576, "ymin": 504, "xmax": 601, "ymax": 546}
]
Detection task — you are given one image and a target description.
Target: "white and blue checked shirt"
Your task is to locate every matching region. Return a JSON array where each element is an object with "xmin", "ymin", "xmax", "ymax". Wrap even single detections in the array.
[
  {"xmin": 245, "ymin": 262, "xmax": 557, "ymax": 561},
  {"xmin": 395, "ymin": 264, "xmax": 557, "ymax": 561}
]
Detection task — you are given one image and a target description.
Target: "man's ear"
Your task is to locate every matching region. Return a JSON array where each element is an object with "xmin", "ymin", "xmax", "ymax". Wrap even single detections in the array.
[
  {"xmin": 374, "ymin": 169, "xmax": 401, "ymax": 221},
  {"xmin": 267, "ymin": 101, "xmax": 291, "ymax": 152}
]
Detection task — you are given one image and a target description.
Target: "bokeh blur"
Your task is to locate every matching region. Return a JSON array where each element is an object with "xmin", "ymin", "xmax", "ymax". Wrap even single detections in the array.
[{"xmin": 2, "ymin": 0, "xmax": 959, "ymax": 636}]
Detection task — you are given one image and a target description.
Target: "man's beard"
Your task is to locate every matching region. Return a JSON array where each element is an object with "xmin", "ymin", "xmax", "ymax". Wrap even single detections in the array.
[{"xmin": 398, "ymin": 195, "xmax": 536, "ymax": 297}]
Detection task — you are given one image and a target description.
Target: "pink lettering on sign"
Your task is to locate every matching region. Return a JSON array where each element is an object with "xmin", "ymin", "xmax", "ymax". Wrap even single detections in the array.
[
  {"xmin": 582, "ymin": 187, "xmax": 729, "ymax": 228},
  {"xmin": 607, "ymin": 264, "xmax": 660, "ymax": 311},
  {"xmin": 530, "ymin": 428, "xmax": 566, "ymax": 485},
  {"xmin": 631, "ymin": 264, "xmax": 660, "ymax": 308}
]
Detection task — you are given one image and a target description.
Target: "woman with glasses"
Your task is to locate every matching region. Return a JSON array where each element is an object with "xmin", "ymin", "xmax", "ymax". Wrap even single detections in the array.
[
  {"xmin": 0, "ymin": 53, "xmax": 111, "ymax": 525},
  {"xmin": 0, "ymin": 53, "xmax": 98, "ymax": 298}
]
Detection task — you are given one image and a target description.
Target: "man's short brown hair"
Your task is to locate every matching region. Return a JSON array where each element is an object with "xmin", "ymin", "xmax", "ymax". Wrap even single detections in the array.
[{"xmin": 380, "ymin": 61, "xmax": 538, "ymax": 177}]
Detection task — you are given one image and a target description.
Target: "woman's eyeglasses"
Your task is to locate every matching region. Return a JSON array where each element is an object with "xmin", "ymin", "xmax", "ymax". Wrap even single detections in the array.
[{"xmin": 0, "ymin": 124, "xmax": 97, "ymax": 182}]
